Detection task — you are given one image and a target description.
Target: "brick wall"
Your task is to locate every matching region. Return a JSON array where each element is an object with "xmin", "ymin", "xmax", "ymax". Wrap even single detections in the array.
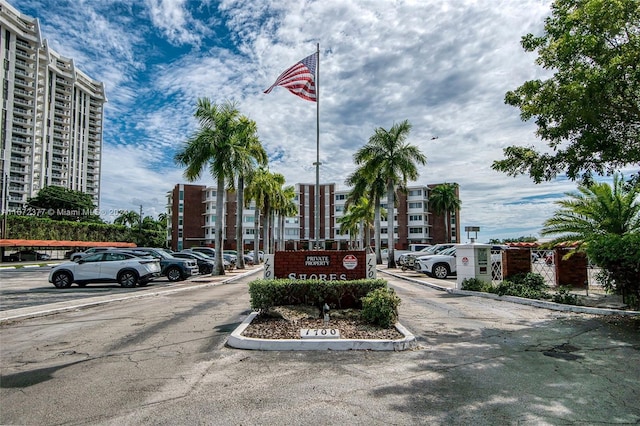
[
  {"xmin": 555, "ymin": 248, "xmax": 588, "ymax": 288},
  {"xmin": 503, "ymin": 248, "xmax": 532, "ymax": 278},
  {"xmin": 274, "ymin": 250, "xmax": 367, "ymax": 280}
]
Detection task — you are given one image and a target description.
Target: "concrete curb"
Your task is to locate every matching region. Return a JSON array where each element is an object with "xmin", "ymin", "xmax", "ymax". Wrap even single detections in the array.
[
  {"xmin": 227, "ymin": 311, "xmax": 418, "ymax": 351},
  {"xmin": 378, "ymin": 268, "xmax": 640, "ymax": 317}
]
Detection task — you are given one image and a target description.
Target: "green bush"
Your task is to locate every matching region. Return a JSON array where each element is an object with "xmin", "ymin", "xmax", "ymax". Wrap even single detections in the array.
[
  {"xmin": 495, "ymin": 273, "xmax": 550, "ymax": 300},
  {"xmin": 248, "ymin": 278, "xmax": 388, "ymax": 311},
  {"xmin": 551, "ymin": 286, "xmax": 579, "ymax": 305},
  {"xmin": 461, "ymin": 277, "xmax": 494, "ymax": 293},
  {"xmin": 360, "ymin": 287, "xmax": 401, "ymax": 328}
]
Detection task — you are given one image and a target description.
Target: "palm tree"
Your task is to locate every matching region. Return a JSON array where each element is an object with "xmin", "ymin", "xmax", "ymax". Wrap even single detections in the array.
[
  {"xmin": 345, "ymin": 166, "xmax": 387, "ymax": 263},
  {"xmin": 353, "ymin": 120, "xmax": 427, "ymax": 268},
  {"xmin": 541, "ymin": 173, "xmax": 640, "ymax": 245},
  {"xmin": 228, "ymin": 116, "xmax": 267, "ymax": 269},
  {"xmin": 244, "ymin": 168, "xmax": 283, "ymax": 262},
  {"xmin": 114, "ymin": 210, "xmax": 140, "ymax": 228},
  {"xmin": 174, "ymin": 98, "xmax": 243, "ymax": 276},
  {"xmin": 275, "ymin": 185, "xmax": 298, "ymax": 251},
  {"xmin": 336, "ymin": 206, "xmax": 360, "ymax": 248},
  {"xmin": 429, "ymin": 183, "xmax": 461, "ymax": 243}
]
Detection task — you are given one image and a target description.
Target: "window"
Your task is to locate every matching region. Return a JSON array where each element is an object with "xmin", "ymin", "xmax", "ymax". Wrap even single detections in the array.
[
  {"xmin": 335, "ymin": 205, "xmax": 344, "ymax": 213},
  {"xmin": 335, "ymin": 194, "xmax": 346, "ymax": 201},
  {"xmin": 409, "ymin": 227, "xmax": 423, "ymax": 234},
  {"xmin": 285, "ymin": 228, "xmax": 299, "ymax": 236},
  {"xmin": 408, "ymin": 202, "xmax": 422, "ymax": 209},
  {"xmin": 409, "ymin": 189, "xmax": 422, "ymax": 196},
  {"xmin": 245, "ymin": 229, "xmax": 255, "ymax": 235},
  {"xmin": 409, "ymin": 214, "xmax": 422, "ymax": 221},
  {"xmin": 245, "ymin": 216, "xmax": 254, "ymax": 223},
  {"xmin": 179, "ymin": 190, "xmax": 184, "ymax": 200}
]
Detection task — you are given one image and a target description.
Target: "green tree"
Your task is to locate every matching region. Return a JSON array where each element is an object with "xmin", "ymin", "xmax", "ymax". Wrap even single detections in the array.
[
  {"xmin": 227, "ymin": 116, "xmax": 267, "ymax": 269},
  {"xmin": 174, "ymin": 98, "xmax": 244, "ymax": 275},
  {"xmin": 492, "ymin": 0, "xmax": 640, "ymax": 183},
  {"xmin": 114, "ymin": 210, "xmax": 141, "ymax": 228},
  {"xmin": 345, "ymin": 166, "xmax": 387, "ymax": 263},
  {"xmin": 353, "ymin": 120, "xmax": 427, "ymax": 268},
  {"xmin": 541, "ymin": 173, "xmax": 640, "ymax": 245},
  {"xmin": 27, "ymin": 186, "xmax": 101, "ymax": 222},
  {"xmin": 244, "ymin": 168, "xmax": 283, "ymax": 262},
  {"xmin": 274, "ymin": 185, "xmax": 298, "ymax": 252},
  {"xmin": 429, "ymin": 183, "xmax": 461, "ymax": 243}
]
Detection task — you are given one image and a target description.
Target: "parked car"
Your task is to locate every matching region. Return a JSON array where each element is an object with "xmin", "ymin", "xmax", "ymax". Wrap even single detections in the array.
[
  {"xmin": 190, "ymin": 247, "xmax": 217, "ymax": 258},
  {"xmin": 399, "ymin": 243, "xmax": 455, "ymax": 269},
  {"xmin": 174, "ymin": 251, "xmax": 215, "ymax": 274},
  {"xmin": 415, "ymin": 246, "xmax": 457, "ymax": 279},
  {"xmin": 48, "ymin": 250, "xmax": 161, "ymax": 288},
  {"xmin": 182, "ymin": 249, "xmax": 234, "ymax": 271},
  {"xmin": 118, "ymin": 247, "xmax": 198, "ymax": 282},
  {"xmin": 246, "ymin": 250, "xmax": 264, "ymax": 262},
  {"xmin": 8, "ymin": 249, "xmax": 51, "ymax": 261},
  {"xmin": 71, "ymin": 247, "xmax": 115, "ymax": 261}
]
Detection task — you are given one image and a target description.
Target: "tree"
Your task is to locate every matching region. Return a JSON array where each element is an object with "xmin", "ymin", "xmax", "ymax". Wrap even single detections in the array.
[
  {"xmin": 541, "ymin": 173, "xmax": 639, "ymax": 245},
  {"xmin": 429, "ymin": 183, "xmax": 461, "ymax": 243},
  {"xmin": 274, "ymin": 185, "xmax": 297, "ymax": 252},
  {"xmin": 174, "ymin": 98, "xmax": 244, "ymax": 276},
  {"xmin": 353, "ymin": 120, "xmax": 427, "ymax": 268},
  {"xmin": 27, "ymin": 186, "xmax": 101, "ymax": 222},
  {"xmin": 227, "ymin": 116, "xmax": 267, "ymax": 269},
  {"xmin": 114, "ymin": 210, "xmax": 141, "ymax": 228},
  {"xmin": 492, "ymin": 0, "xmax": 640, "ymax": 183},
  {"xmin": 542, "ymin": 173, "xmax": 639, "ymax": 307},
  {"xmin": 244, "ymin": 168, "xmax": 283, "ymax": 263},
  {"xmin": 345, "ymin": 166, "xmax": 387, "ymax": 263}
]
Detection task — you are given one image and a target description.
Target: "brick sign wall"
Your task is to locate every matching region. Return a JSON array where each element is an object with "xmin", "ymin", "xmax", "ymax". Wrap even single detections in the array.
[{"xmin": 273, "ymin": 250, "xmax": 367, "ymax": 280}]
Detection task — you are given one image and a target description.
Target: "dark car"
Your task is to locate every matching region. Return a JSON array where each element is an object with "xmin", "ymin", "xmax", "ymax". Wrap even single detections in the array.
[
  {"xmin": 116, "ymin": 247, "xmax": 199, "ymax": 282},
  {"xmin": 174, "ymin": 251, "xmax": 215, "ymax": 274},
  {"xmin": 8, "ymin": 249, "xmax": 51, "ymax": 262}
]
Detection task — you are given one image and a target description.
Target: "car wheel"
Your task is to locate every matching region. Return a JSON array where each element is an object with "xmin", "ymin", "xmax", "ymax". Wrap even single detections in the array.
[
  {"xmin": 433, "ymin": 264, "xmax": 450, "ymax": 279},
  {"xmin": 166, "ymin": 267, "xmax": 183, "ymax": 282},
  {"xmin": 52, "ymin": 271, "xmax": 73, "ymax": 288},
  {"xmin": 118, "ymin": 270, "xmax": 138, "ymax": 288}
]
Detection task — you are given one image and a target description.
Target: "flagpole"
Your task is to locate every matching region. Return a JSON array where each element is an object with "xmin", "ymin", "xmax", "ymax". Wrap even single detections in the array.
[{"xmin": 314, "ymin": 43, "xmax": 320, "ymax": 249}]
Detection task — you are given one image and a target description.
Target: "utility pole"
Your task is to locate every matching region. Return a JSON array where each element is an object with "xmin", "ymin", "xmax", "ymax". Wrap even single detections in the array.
[{"xmin": 139, "ymin": 205, "xmax": 143, "ymax": 244}]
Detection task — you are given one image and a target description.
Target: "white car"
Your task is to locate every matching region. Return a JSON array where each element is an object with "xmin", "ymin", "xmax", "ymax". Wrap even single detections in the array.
[
  {"xmin": 415, "ymin": 246, "xmax": 457, "ymax": 279},
  {"xmin": 49, "ymin": 250, "xmax": 161, "ymax": 288}
]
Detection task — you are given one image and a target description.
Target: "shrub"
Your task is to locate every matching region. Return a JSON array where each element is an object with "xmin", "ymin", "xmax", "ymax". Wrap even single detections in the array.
[
  {"xmin": 360, "ymin": 288, "xmax": 401, "ymax": 328},
  {"xmin": 495, "ymin": 272, "xmax": 550, "ymax": 300},
  {"xmin": 461, "ymin": 277, "xmax": 494, "ymax": 293},
  {"xmin": 551, "ymin": 286, "xmax": 579, "ymax": 305}
]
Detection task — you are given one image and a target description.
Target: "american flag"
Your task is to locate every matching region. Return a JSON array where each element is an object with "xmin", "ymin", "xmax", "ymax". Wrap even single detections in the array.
[{"xmin": 264, "ymin": 52, "xmax": 317, "ymax": 102}]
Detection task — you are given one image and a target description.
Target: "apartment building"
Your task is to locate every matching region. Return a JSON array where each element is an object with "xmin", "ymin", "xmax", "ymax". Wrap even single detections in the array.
[
  {"xmin": 166, "ymin": 182, "xmax": 460, "ymax": 251},
  {"xmin": 0, "ymin": 1, "xmax": 106, "ymax": 213}
]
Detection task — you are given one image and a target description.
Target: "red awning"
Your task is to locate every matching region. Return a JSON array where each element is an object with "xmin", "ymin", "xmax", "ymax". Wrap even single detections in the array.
[{"xmin": 0, "ymin": 239, "xmax": 137, "ymax": 248}]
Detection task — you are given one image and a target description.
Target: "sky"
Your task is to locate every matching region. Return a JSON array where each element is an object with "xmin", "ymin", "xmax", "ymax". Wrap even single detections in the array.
[{"xmin": 14, "ymin": 0, "xmax": 627, "ymax": 242}]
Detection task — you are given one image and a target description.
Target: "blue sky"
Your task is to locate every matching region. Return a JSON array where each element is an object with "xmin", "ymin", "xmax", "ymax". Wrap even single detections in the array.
[{"xmin": 15, "ymin": 0, "xmax": 626, "ymax": 242}]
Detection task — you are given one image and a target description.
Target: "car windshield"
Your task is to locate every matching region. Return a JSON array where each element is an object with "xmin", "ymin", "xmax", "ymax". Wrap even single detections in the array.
[{"xmin": 439, "ymin": 247, "xmax": 456, "ymax": 256}]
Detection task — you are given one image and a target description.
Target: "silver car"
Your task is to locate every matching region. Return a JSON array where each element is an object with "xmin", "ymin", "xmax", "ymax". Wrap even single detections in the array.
[{"xmin": 49, "ymin": 250, "xmax": 161, "ymax": 288}]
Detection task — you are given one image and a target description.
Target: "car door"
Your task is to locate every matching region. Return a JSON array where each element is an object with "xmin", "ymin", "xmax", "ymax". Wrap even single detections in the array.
[
  {"xmin": 73, "ymin": 253, "xmax": 106, "ymax": 281},
  {"xmin": 99, "ymin": 252, "xmax": 130, "ymax": 280}
]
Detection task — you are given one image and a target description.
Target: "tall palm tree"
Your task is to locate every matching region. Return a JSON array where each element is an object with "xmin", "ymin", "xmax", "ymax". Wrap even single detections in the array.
[
  {"xmin": 429, "ymin": 183, "xmax": 461, "ymax": 243},
  {"xmin": 345, "ymin": 166, "xmax": 387, "ymax": 263},
  {"xmin": 244, "ymin": 168, "xmax": 283, "ymax": 262},
  {"xmin": 336, "ymin": 206, "xmax": 360, "ymax": 249},
  {"xmin": 353, "ymin": 120, "xmax": 427, "ymax": 268},
  {"xmin": 174, "ymin": 98, "xmax": 243, "ymax": 276},
  {"xmin": 275, "ymin": 185, "xmax": 298, "ymax": 251},
  {"xmin": 541, "ymin": 173, "xmax": 640, "ymax": 245},
  {"xmin": 228, "ymin": 116, "xmax": 267, "ymax": 269}
]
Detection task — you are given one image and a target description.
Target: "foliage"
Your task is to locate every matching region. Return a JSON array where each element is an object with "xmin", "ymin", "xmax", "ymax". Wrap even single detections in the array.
[
  {"xmin": 586, "ymin": 233, "xmax": 640, "ymax": 310},
  {"xmin": 3, "ymin": 215, "xmax": 164, "ymax": 246},
  {"xmin": 488, "ymin": 236, "xmax": 537, "ymax": 244},
  {"xmin": 495, "ymin": 273, "xmax": 550, "ymax": 299},
  {"xmin": 114, "ymin": 210, "xmax": 141, "ymax": 227},
  {"xmin": 492, "ymin": 0, "xmax": 640, "ymax": 183},
  {"xmin": 353, "ymin": 120, "xmax": 427, "ymax": 268},
  {"xmin": 551, "ymin": 286, "xmax": 579, "ymax": 305},
  {"xmin": 360, "ymin": 287, "xmax": 401, "ymax": 328},
  {"xmin": 248, "ymin": 278, "xmax": 388, "ymax": 311},
  {"xmin": 429, "ymin": 183, "xmax": 461, "ymax": 243},
  {"xmin": 461, "ymin": 277, "xmax": 495, "ymax": 293},
  {"xmin": 27, "ymin": 186, "xmax": 101, "ymax": 222},
  {"xmin": 541, "ymin": 173, "xmax": 640, "ymax": 247}
]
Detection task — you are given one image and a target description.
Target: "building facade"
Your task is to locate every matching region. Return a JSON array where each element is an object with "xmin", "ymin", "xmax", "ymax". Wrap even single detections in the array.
[
  {"xmin": 0, "ymin": 1, "xmax": 106, "ymax": 214},
  {"xmin": 167, "ymin": 182, "xmax": 460, "ymax": 251}
]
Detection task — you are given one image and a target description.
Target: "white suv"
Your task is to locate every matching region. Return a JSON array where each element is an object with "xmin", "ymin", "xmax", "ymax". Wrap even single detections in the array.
[
  {"xmin": 415, "ymin": 246, "xmax": 457, "ymax": 279},
  {"xmin": 49, "ymin": 250, "xmax": 161, "ymax": 288}
]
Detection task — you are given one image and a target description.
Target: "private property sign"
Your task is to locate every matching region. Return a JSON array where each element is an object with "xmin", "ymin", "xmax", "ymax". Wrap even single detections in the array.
[{"xmin": 265, "ymin": 250, "xmax": 376, "ymax": 280}]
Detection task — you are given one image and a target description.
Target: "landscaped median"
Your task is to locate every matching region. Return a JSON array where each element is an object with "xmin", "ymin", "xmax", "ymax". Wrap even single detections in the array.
[{"xmin": 226, "ymin": 277, "xmax": 418, "ymax": 351}]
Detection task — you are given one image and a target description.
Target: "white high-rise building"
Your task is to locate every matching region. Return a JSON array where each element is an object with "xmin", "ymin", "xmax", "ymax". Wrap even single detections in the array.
[{"xmin": 0, "ymin": 1, "xmax": 106, "ymax": 213}]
